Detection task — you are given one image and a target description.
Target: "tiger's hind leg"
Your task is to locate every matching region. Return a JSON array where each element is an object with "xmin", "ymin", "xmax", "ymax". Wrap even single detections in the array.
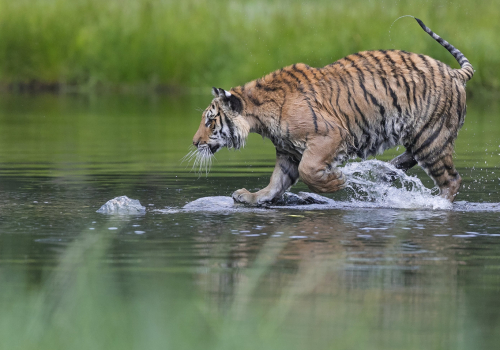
[
  {"xmin": 415, "ymin": 144, "xmax": 462, "ymax": 202},
  {"xmin": 297, "ymin": 132, "xmax": 347, "ymax": 194},
  {"xmin": 389, "ymin": 151, "xmax": 417, "ymax": 172},
  {"xmin": 379, "ymin": 151, "xmax": 418, "ymax": 182},
  {"xmin": 410, "ymin": 80, "xmax": 466, "ymax": 202}
]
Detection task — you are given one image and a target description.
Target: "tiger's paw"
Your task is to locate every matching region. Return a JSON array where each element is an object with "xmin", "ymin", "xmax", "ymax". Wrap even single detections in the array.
[
  {"xmin": 232, "ymin": 188, "xmax": 268, "ymax": 206},
  {"xmin": 232, "ymin": 188, "xmax": 257, "ymax": 205}
]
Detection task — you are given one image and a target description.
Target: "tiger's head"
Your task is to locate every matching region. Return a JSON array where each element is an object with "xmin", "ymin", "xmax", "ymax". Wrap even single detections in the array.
[{"xmin": 187, "ymin": 87, "xmax": 249, "ymax": 173}]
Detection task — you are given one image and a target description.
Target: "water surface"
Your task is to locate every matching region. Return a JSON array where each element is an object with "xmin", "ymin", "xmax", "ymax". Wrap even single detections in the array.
[{"xmin": 0, "ymin": 93, "xmax": 499, "ymax": 350}]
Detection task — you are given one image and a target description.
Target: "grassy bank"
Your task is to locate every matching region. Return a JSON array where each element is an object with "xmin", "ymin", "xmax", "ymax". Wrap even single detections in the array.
[{"xmin": 0, "ymin": 0, "xmax": 498, "ymax": 92}]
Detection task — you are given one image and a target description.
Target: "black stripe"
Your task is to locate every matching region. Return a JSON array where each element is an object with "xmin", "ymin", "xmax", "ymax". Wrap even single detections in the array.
[
  {"xmin": 422, "ymin": 133, "xmax": 455, "ymax": 166},
  {"xmin": 387, "ymin": 84, "xmax": 402, "ymax": 116},
  {"xmin": 411, "ymin": 94, "xmax": 443, "ymax": 149},
  {"xmin": 436, "ymin": 62, "xmax": 447, "ymax": 88},
  {"xmin": 335, "ymin": 64, "xmax": 372, "ymax": 133},
  {"xmin": 454, "ymin": 83, "xmax": 464, "ymax": 126},
  {"xmin": 429, "ymin": 167, "xmax": 446, "ymax": 178},
  {"xmin": 287, "ymin": 66, "xmax": 320, "ymax": 133},
  {"xmin": 353, "ymin": 52, "xmax": 380, "ymax": 90},
  {"xmin": 366, "ymin": 52, "xmax": 387, "ymax": 78},
  {"xmin": 282, "ymin": 69, "xmax": 302, "ymax": 86},
  {"xmin": 347, "ymin": 96, "xmax": 373, "ymax": 155},
  {"xmin": 292, "ymin": 64, "xmax": 325, "ymax": 118},
  {"xmin": 342, "ymin": 74, "xmax": 371, "ymax": 133},
  {"xmin": 461, "ymin": 66, "xmax": 473, "ymax": 80},
  {"xmin": 306, "ymin": 98, "xmax": 319, "ymax": 133},
  {"xmin": 306, "ymin": 65, "xmax": 322, "ymax": 81},
  {"xmin": 344, "ymin": 57, "xmax": 370, "ymax": 105},
  {"xmin": 422, "ymin": 151, "xmax": 447, "ymax": 169},
  {"xmin": 292, "ymin": 64, "xmax": 312, "ymax": 84},
  {"xmin": 381, "ymin": 51, "xmax": 401, "ymax": 88},
  {"xmin": 407, "ymin": 55, "xmax": 424, "ymax": 112},
  {"xmin": 414, "ymin": 82, "xmax": 454, "ymax": 156},
  {"xmin": 430, "ymin": 158, "xmax": 457, "ymax": 178},
  {"xmin": 223, "ymin": 114, "xmax": 237, "ymax": 147},
  {"xmin": 418, "ymin": 55, "xmax": 436, "ymax": 119},
  {"xmin": 332, "ymin": 78, "xmax": 359, "ymax": 149},
  {"xmin": 276, "ymin": 75, "xmax": 295, "ymax": 91},
  {"xmin": 324, "ymin": 119, "xmax": 335, "ymax": 131},
  {"xmin": 356, "ymin": 65, "xmax": 387, "ymax": 123},
  {"xmin": 354, "ymin": 72, "xmax": 388, "ymax": 121},
  {"xmin": 247, "ymin": 94, "xmax": 263, "ymax": 106},
  {"xmin": 366, "ymin": 52, "xmax": 390, "ymax": 94},
  {"xmin": 259, "ymin": 84, "xmax": 284, "ymax": 92},
  {"xmin": 398, "ymin": 53, "xmax": 414, "ymax": 111}
]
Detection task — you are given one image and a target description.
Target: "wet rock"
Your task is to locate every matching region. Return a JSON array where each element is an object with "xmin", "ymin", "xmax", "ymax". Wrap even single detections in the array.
[
  {"xmin": 274, "ymin": 192, "xmax": 330, "ymax": 206},
  {"xmin": 97, "ymin": 196, "xmax": 146, "ymax": 215},
  {"xmin": 183, "ymin": 196, "xmax": 234, "ymax": 210},
  {"xmin": 180, "ymin": 192, "xmax": 330, "ymax": 211}
]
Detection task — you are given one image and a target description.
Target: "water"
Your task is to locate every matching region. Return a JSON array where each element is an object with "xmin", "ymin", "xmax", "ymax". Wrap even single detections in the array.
[{"xmin": 0, "ymin": 93, "xmax": 500, "ymax": 350}]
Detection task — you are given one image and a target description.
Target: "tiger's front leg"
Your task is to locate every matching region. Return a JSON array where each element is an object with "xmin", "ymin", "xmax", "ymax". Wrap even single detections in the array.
[{"xmin": 232, "ymin": 150, "xmax": 299, "ymax": 206}]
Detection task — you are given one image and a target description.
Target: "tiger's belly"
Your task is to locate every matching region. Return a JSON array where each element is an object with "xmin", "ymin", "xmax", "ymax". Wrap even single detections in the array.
[{"xmin": 351, "ymin": 114, "xmax": 411, "ymax": 159}]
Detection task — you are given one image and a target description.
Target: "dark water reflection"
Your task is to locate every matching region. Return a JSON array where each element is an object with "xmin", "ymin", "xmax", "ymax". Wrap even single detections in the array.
[{"xmin": 0, "ymin": 93, "xmax": 500, "ymax": 349}]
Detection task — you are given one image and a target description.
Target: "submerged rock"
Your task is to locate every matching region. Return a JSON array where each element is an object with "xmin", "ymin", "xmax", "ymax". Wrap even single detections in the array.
[
  {"xmin": 183, "ymin": 196, "xmax": 235, "ymax": 210},
  {"xmin": 96, "ymin": 196, "xmax": 146, "ymax": 215},
  {"xmin": 274, "ymin": 192, "xmax": 331, "ymax": 206}
]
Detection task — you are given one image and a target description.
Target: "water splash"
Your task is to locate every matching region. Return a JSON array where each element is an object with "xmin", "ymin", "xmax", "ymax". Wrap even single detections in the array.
[
  {"xmin": 341, "ymin": 160, "xmax": 452, "ymax": 210},
  {"xmin": 388, "ymin": 15, "xmax": 415, "ymax": 49}
]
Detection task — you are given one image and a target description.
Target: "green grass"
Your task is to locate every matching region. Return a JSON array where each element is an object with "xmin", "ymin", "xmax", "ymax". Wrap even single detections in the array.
[{"xmin": 0, "ymin": 0, "xmax": 498, "ymax": 92}]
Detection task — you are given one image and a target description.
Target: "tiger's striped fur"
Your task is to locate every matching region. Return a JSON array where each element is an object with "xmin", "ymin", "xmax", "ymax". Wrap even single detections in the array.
[{"xmin": 191, "ymin": 18, "xmax": 474, "ymax": 205}]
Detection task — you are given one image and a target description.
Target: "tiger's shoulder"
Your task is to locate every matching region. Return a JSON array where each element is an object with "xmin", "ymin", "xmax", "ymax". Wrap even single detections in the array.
[{"xmin": 233, "ymin": 63, "xmax": 321, "ymax": 94}]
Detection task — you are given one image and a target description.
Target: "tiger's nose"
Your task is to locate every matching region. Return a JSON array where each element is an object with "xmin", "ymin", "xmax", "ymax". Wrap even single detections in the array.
[{"xmin": 193, "ymin": 138, "xmax": 205, "ymax": 147}]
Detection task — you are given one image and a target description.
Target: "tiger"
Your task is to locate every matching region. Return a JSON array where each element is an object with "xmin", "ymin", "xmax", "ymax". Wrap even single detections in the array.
[{"xmin": 190, "ymin": 18, "xmax": 474, "ymax": 206}]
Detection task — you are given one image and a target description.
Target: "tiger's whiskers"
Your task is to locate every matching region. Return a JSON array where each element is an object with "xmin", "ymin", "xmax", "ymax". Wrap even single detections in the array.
[{"xmin": 182, "ymin": 146, "xmax": 214, "ymax": 177}]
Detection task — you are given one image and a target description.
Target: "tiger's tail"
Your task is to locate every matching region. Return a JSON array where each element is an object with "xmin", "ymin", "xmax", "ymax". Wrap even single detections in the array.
[{"xmin": 415, "ymin": 17, "xmax": 474, "ymax": 82}]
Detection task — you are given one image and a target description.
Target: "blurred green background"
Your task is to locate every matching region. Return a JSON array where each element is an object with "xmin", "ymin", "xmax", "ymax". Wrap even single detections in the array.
[{"xmin": 0, "ymin": 0, "xmax": 498, "ymax": 92}]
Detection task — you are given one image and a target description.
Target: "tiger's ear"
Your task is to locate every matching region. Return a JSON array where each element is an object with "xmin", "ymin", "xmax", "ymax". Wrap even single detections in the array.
[
  {"xmin": 212, "ymin": 87, "xmax": 242, "ymax": 114},
  {"xmin": 211, "ymin": 87, "xmax": 219, "ymax": 98},
  {"xmin": 212, "ymin": 87, "xmax": 231, "ymax": 98}
]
